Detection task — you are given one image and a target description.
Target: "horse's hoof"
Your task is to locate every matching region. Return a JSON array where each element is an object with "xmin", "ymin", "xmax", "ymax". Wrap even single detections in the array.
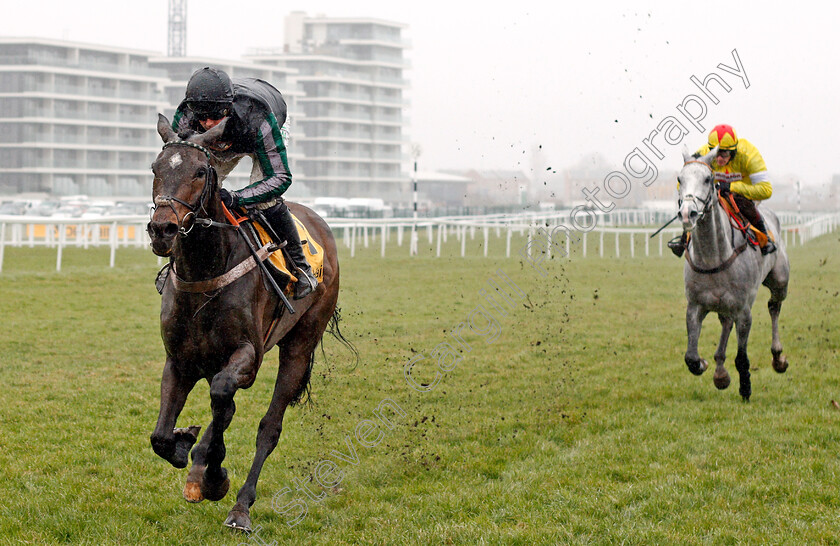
[
  {"xmin": 772, "ymin": 355, "xmax": 789, "ymax": 373},
  {"xmin": 201, "ymin": 467, "xmax": 230, "ymax": 502},
  {"xmin": 171, "ymin": 426, "xmax": 201, "ymax": 469},
  {"xmin": 183, "ymin": 481, "xmax": 204, "ymax": 503},
  {"xmin": 686, "ymin": 358, "xmax": 708, "ymax": 376},
  {"xmin": 713, "ymin": 371, "xmax": 731, "ymax": 390},
  {"xmin": 223, "ymin": 508, "xmax": 252, "ymax": 532}
]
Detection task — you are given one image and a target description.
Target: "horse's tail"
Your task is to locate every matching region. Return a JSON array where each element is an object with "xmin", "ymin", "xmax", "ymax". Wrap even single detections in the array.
[
  {"xmin": 290, "ymin": 305, "xmax": 359, "ymax": 408},
  {"xmin": 325, "ymin": 306, "xmax": 360, "ymax": 370}
]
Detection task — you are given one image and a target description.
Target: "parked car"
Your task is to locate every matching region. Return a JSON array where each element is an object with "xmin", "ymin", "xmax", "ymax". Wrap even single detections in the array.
[
  {"xmin": 0, "ymin": 202, "xmax": 28, "ymax": 215},
  {"xmin": 32, "ymin": 200, "xmax": 61, "ymax": 216},
  {"xmin": 50, "ymin": 205, "xmax": 85, "ymax": 218}
]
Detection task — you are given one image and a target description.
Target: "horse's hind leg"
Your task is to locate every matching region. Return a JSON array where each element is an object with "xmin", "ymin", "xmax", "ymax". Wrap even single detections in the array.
[
  {"xmin": 200, "ymin": 342, "xmax": 258, "ymax": 503},
  {"xmin": 150, "ymin": 358, "xmax": 200, "ymax": 468},
  {"xmin": 734, "ymin": 310, "xmax": 753, "ymax": 401},
  {"xmin": 713, "ymin": 315, "xmax": 733, "ymax": 390},
  {"xmin": 685, "ymin": 303, "xmax": 709, "ymax": 376},
  {"xmin": 225, "ymin": 300, "xmax": 337, "ymax": 531},
  {"xmin": 768, "ymin": 299, "xmax": 788, "ymax": 373},
  {"xmin": 764, "ymin": 256, "xmax": 790, "ymax": 373}
]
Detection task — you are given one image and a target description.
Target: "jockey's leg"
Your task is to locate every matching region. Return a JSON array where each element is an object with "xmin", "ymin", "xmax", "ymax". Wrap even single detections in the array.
[
  {"xmin": 263, "ymin": 201, "xmax": 318, "ymax": 299},
  {"xmin": 733, "ymin": 193, "xmax": 776, "ymax": 255}
]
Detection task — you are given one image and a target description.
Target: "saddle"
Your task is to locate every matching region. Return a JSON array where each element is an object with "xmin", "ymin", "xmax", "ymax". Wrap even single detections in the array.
[{"xmin": 249, "ymin": 215, "xmax": 324, "ymax": 296}]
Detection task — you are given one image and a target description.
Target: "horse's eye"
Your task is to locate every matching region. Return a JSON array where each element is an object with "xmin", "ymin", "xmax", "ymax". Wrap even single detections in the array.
[{"xmin": 195, "ymin": 168, "xmax": 206, "ymax": 179}]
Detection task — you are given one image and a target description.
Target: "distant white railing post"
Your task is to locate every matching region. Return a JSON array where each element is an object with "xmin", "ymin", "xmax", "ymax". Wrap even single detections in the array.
[
  {"xmin": 56, "ymin": 223, "xmax": 65, "ymax": 272},
  {"xmin": 109, "ymin": 221, "xmax": 118, "ymax": 267},
  {"xmin": 0, "ymin": 222, "xmax": 6, "ymax": 273}
]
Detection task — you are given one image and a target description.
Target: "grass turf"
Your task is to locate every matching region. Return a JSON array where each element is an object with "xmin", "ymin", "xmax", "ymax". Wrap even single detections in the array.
[{"xmin": 0, "ymin": 229, "xmax": 837, "ymax": 544}]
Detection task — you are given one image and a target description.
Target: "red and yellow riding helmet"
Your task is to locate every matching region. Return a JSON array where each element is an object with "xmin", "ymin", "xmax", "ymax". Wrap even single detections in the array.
[{"xmin": 708, "ymin": 124, "xmax": 738, "ymax": 151}]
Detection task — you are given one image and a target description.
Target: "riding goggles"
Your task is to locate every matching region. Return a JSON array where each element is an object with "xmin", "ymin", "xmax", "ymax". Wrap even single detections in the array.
[{"xmin": 188, "ymin": 101, "xmax": 230, "ymax": 120}]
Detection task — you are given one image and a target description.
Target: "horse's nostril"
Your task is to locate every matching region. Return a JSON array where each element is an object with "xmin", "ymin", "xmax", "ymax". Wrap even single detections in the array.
[
  {"xmin": 149, "ymin": 221, "xmax": 178, "ymax": 239},
  {"xmin": 689, "ymin": 210, "xmax": 699, "ymax": 219}
]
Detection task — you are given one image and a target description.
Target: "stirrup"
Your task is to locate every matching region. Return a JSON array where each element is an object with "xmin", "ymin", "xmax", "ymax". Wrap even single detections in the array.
[
  {"xmin": 155, "ymin": 262, "xmax": 171, "ymax": 295},
  {"xmin": 293, "ymin": 269, "xmax": 318, "ymax": 300},
  {"xmin": 667, "ymin": 236, "xmax": 685, "ymax": 258}
]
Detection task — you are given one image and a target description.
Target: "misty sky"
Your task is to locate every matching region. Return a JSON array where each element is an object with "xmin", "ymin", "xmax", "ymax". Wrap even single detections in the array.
[{"xmin": 3, "ymin": 1, "xmax": 839, "ymax": 189}]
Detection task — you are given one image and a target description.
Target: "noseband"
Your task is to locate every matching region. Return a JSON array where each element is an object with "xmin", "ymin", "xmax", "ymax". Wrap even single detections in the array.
[
  {"xmin": 151, "ymin": 140, "xmax": 218, "ymax": 236},
  {"xmin": 680, "ymin": 160, "xmax": 716, "ymax": 221}
]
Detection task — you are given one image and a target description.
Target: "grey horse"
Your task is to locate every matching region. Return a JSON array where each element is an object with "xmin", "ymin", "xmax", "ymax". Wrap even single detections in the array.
[{"xmin": 677, "ymin": 146, "xmax": 790, "ymax": 401}]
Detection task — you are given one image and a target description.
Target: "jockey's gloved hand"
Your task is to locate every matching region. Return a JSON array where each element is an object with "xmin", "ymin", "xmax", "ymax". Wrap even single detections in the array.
[
  {"xmin": 718, "ymin": 181, "xmax": 731, "ymax": 194},
  {"xmin": 219, "ymin": 188, "xmax": 237, "ymax": 209}
]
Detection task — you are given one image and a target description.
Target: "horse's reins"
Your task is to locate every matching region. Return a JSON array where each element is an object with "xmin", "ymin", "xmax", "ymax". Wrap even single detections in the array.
[{"xmin": 681, "ymin": 160, "xmax": 749, "ymax": 275}]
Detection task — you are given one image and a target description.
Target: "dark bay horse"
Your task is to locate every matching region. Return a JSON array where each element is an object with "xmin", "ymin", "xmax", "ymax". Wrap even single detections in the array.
[
  {"xmin": 146, "ymin": 114, "xmax": 341, "ymax": 531},
  {"xmin": 678, "ymin": 146, "xmax": 790, "ymax": 401}
]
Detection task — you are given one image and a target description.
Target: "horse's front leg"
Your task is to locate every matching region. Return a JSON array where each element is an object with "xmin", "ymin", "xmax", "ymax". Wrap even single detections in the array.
[
  {"xmin": 734, "ymin": 309, "xmax": 753, "ymax": 401},
  {"xmin": 685, "ymin": 303, "xmax": 709, "ymax": 376},
  {"xmin": 150, "ymin": 357, "xmax": 200, "ymax": 468},
  {"xmin": 182, "ymin": 389, "xmax": 236, "ymax": 503},
  {"xmin": 201, "ymin": 342, "xmax": 258, "ymax": 502},
  {"xmin": 713, "ymin": 315, "xmax": 733, "ymax": 389}
]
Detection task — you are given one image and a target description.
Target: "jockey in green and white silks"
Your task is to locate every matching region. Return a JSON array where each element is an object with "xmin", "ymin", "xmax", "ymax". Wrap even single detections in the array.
[{"xmin": 171, "ymin": 67, "xmax": 317, "ymax": 299}]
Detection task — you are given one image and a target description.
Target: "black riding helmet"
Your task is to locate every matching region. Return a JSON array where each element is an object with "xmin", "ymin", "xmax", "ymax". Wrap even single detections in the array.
[{"xmin": 185, "ymin": 67, "xmax": 233, "ymax": 118}]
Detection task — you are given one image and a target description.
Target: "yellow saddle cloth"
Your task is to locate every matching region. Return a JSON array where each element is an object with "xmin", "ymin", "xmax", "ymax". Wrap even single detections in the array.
[{"xmin": 252, "ymin": 215, "xmax": 325, "ymax": 294}]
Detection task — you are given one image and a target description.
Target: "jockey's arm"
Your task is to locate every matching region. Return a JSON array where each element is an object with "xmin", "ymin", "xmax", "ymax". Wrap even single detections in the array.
[
  {"xmin": 229, "ymin": 116, "xmax": 292, "ymax": 208},
  {"xmin": 731, "ymin": 142, "xmax": 772, "ymax": 201},
  {"xmin": 732, "ymin": 178, "xmax": 772, "ymax": 201},
  {"xmin": 733, "ymin": 147, "xmax": 772, "ymax": 201}
]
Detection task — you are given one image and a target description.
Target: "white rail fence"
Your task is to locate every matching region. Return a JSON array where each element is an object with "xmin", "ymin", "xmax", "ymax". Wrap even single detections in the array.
[
  {"xmin": 1, "ymin": 210, "xmax": 837, "ymax": 272},
  {"xmin": 328, "ymin": 212, "xmax": 838, "ymax": 259}
]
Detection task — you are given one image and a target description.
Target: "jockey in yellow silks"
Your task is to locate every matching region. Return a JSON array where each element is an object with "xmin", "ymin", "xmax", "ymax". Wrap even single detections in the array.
[{"xmin": 669, "ymin": 124, "xmax": 777, "ymax": 257}]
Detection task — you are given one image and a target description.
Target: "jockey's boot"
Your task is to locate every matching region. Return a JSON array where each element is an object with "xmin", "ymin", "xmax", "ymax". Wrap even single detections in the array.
[
  {"xmin": 760, "ymin": 235, "xmax": 777, "ymax": 256},
  {"xmin": 734, "ymin": 194, "xmax": 776, "ymax": 256},
  {"xmin": 263, "ymin": 202, "xmax": 318, "ymax": 299},
  {"xmin": 750, "ymin": 215, "xmax": 777, "ymax": 256},
  {"xmin": 668, "ymin": 230, "xmax": 688, "ymax": 258}
]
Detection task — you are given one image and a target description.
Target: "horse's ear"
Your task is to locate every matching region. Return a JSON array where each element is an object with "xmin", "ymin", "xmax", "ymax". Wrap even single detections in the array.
[
  {"xmin": 157, "ymin": 113, "xmax": 177, "ymax": 143},
  {"xmin": 700, "ymin": 146, "xmax": 718, "ymax": 165},
  {"xmin": 681, "ymin": 144, "xmax": 692, "ymax": 163},
  {"xmin": 191, "ymin": 118, "xmax": 229, "ymax": 149}
]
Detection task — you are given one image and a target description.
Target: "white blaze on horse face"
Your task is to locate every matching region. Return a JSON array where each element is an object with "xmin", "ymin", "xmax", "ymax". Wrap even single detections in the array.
[
  {"xmin": 169, "ymin": 153, "xmax": 183, "ymax": 170},
  {"xmin": 679, "ymin": 164, "xmax": 712, "ymax": 230}
]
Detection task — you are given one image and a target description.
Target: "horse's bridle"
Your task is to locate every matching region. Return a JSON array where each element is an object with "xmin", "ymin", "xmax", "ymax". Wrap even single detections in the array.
[
  {"xmin": 151, "ymin": 140, "xmax": 219, "ymax": 236},
  {"xmin": 680, "ymin": 160, "xmax": 716, "ymax": 222}
]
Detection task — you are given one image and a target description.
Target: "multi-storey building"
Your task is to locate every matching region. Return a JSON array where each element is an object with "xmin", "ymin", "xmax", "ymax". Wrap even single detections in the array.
[
  {"xmin": 0, "ymin": 14, "xmax": 412, "ymax": 203},
  {"xmin": 0, "ymin": 37, "xmax": 168, "ymax": 196},
  {"xmin": 147, "ymin": 56, "xmax": 306, "ymax": 195},
  {"xmin": 246, "ymin": 13, "xmax": 411, "ymax": 202}
]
